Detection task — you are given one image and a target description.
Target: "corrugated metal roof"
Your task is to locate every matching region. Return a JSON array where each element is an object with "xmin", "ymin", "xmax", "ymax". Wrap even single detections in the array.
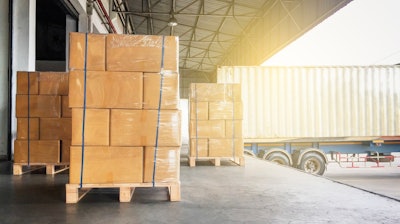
[{"xmin": 115, "ymin": 0, "xmax": 352, "ymax": 75}]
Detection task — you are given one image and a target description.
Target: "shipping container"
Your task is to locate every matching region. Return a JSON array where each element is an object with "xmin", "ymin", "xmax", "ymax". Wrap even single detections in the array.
[{"xmin": 217, "ymin": 66, "xmax": 400, "ymax": 175}]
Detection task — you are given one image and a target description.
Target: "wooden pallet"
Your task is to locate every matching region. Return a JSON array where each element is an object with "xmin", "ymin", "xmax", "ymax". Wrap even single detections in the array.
[
  {"xmin": 65, "ymin": 182, "xmax": 181, "ymax": 203},
  {"xmin": 188, "ymin": 156, "xmax": 245, "ymax": 167},
  {"xmin": 13, "ymin": 163, "xmax": 69, "ymax": 175}
]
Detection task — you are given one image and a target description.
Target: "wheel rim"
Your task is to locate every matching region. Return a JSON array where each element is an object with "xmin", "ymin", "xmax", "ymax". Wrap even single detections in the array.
[{"xmin": 304, "ymin": 158, "xmax": 321, "ymax": 174}]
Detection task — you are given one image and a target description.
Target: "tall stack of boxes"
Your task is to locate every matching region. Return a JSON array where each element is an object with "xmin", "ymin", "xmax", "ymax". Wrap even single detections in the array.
[
  {"xmin": 68, "ymin": 33, "xmax": 181, "ymax": 187},
  {"xmin": 14, "ymin": 71, "xmax": 71, "ymax": 172},
  {"xmin": 189, "ymin": 83, "xmax": 244, "ymax": 166}
]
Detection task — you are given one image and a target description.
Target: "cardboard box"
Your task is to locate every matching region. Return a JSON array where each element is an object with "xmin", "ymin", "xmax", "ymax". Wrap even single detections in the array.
[
  {"xmin": 71, "ymin": 109, "xmax": 110, "ymax": 146},
  {"xmin": 16, "ymin": 95, "xmax": 61, "ymax": 118},
  {"xmin": 143, "ymin": 147, "xmax": 180, "ymax": 183},
  {"xmin": 69, "ymin": 33, "xmax": 106, "ymax": 71},
  {"xmin": 16, "ymin": 118, "xmax": 39, "ymax": 140},
  {"xmin": 143, "ymin": 72, "xmax": 179, "ymax": 109},
  {"xmin": 110, "ymin": 109, "xmax": 181, "ymax": 146},
  {"xmin": 17, "ymin": 71, "xmax": 39, "ymax": 95},
  {"xmin": 69, "ymin": 146, "xmax": 143, "ymax": 184},
  {"xmin": 14, "ymin": 140, "xmax": 60, "ymax": 163},
  {"xmin": 208, "ymin": 101, "xmax": 243, "ymax": 120},
  {"xmin": 106, "ymin": 34, "xmax": 178, "ymax": 72},
  {"xmin": 189, "ymin": 120, "xmax": 225, "ymax": 138},
  {"xmin": 69, "ymin": 71, "xmax": 143, "ymax": 109},
  {"xmin": 189, "ymin": 138, "xmax": 208, "ymax": 157},
  {"xmin": 38, "ymin": 72, "xmax": 69, "ymax": 95},
  {"xmin": 40, "ymin": 118, "xmax": 72, "ymax": 140},
  {"xmin": 208, "ymin": 138, "xmax": 244, "ymax": 157},
  {"xmin": 62, "ymin": 96, "xmax": 72, "ymax": 117},
  {"xmin": 61, "ymin": 140, "xmax": 71, "ymax": 163},
  {"xmin": 164, "ymin": 36, "xmax": 179, "ymax": 72},
  {"xmin": 225, "ymin": 120, "xmax": 243, "ymax": 138},
  {"xmin": 189, "ymin": 101, "xmax": 208, "ymax": 120},
  {"xmin": 190, "ymin": 83, "xmax": 241, "ymax": 102}
]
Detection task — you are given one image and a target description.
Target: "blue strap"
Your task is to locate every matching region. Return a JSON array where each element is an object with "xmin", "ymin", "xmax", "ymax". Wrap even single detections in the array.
[
  {"xmin": 27, "ymin": 72, "xmax": 30, "ymax": 167},
  {"xmin": 231, "ymin": 85, "xmax": 236, "ymax": 159},
  {"xmin": 152, "ymin": 36, "xmax": 166, "ymax": 187},
  {"xmin": 80, "ymin": 33, "xmax": 89, "ymax": 189},
  {"xmin": 195, "ymin": 84, "xmax": 198, "ymax": 159}
]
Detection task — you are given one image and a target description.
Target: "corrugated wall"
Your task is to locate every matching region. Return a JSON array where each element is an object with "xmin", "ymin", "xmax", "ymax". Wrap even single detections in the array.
[{"xmin": 217, "ymin": 66, "xmax": 400, "ymax": 140}]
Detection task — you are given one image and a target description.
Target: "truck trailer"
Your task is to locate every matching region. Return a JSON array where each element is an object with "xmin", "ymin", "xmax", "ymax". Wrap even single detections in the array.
[{"xmin": 217, "ymin": 66, "xmax": 400, "ymax": 175}]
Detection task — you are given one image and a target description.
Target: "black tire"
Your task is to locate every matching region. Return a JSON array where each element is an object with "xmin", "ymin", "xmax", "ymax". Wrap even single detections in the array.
[
  {"xmin": 299, "ymin": 152, "xmax": 326, "ymax": 175},
  {"xmin": 265, "ymin": 152, "xmax": 290, "ymax": 166}
]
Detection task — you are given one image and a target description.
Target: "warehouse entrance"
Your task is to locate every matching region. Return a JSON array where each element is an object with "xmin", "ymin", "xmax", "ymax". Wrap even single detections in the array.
[{"xmin": 36, "ymin": 0, "xmax": 78, "ymax": 72}]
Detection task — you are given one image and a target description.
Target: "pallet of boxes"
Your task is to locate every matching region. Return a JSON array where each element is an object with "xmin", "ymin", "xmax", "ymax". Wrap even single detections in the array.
[
  {"xmin": 14, "ymin": 71, "xmax": 71, "ymax": 175},
  {"xmin": 189, "ymin": 83, "xmax": 245, "ymax": 167},
  {"xmin": 66, "ymin": 32, "xmax": 181, "ymax": 203}
]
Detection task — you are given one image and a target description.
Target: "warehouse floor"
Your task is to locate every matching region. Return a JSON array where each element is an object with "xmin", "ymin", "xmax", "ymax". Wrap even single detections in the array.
[{"xmin": 1, "ymin": 148, "xmax": 400, "ymax": 223}]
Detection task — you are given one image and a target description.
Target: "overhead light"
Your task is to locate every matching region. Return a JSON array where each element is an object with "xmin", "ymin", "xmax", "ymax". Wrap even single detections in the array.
[{"xmin": 168, "ymin": 15, "xmax": 178, "ymax": 27}]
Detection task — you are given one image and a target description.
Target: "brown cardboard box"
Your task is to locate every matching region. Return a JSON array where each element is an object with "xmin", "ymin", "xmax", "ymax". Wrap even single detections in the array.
[
  {"xmin": 71, "ymin": 108, "xmax": 110, "ymax": 146},
  {"xmin": 38, "ymin": 72, "xmax": 69, "ymax": 95},
  {"xmin": 164, "ymin": 36, "xmax": 179, "ymax": 72},
  {"xmin": 189, "ymin": 138, "xmax": 208, "ymax": 157},
  {"xmin": 143, "ymin": 147, "xmax": 180, "ymax": 183},
  {"xmin": 225, "ymin": 120, "xmax": 243, "ymax": 138},
  {"xmin": 106, "ymin": 34, "xmax": 178, "ymax": 72},
  {"xmin": 40, "ymin": 118, "xmax": 72, "ymax": 140},
  {"xmin": 16, "ymin": 95, "xmax": 61, "ymax": 118},
  {"xmin": 143, "ymin": 72, "xmax": 179, "ymax": 109},
  {"xmin": 110, "ymin": 109, "xmax": 181, "ymax": 146},
  {"xmin": 189, "ymin": 83, "xmax": 241, "ymax": 102},
  {"xmin": 69, "ymin": 71, "xmax": 143, "ymax": 109},
  {"xmin": 208, "ymin": 101, "xmax": 243, "ymax": 120},
  {"xmin": 69, "ymin": 146, "xmax": 143, "ymax": 184},
  {"xmin": 17, "ymin": 71, "xmax": 39, "ymax": 95},
  {"xmin": 62, "ymin": 96, "xmax": 72, "ymax": 117},
  {"xmin": 61, "ymin": 140, "xmax": 71, "ymax": 163},
  {"xmin": 208, "ymin": 138, "xmax": 244, "ymax": 157},
  {"xmin": 189, "ymin": 101, "xmax": 208, "ymax": 120},
  {"xmin": 16, "ymin": 118, "xmax": 39, "ymax": 140},
  {"xmin": 189, "ymin": 120, "xmax": 225, "ymax": 138},
  {"xmin": 69, "ymin": 33, "xmax": 106, "ymax": 71},
  {"xmin": 14, "ymin": 140, "xmax": 60, "ymax": 163}
]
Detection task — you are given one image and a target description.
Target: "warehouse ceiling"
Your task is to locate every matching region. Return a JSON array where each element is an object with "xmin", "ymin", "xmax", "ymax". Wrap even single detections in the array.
[
  {"xmin": 113, "ymin": 0, "xmax": 352, "ymax": 77},
  {"xmin": 115, "ymin": 0, "xmax": 270, "ymax": 73}
]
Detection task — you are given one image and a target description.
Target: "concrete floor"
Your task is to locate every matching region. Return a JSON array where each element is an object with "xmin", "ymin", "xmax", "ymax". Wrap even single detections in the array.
[{"xmin": 1, "ymin": 155, "xmax": 400, "ymax": 224}]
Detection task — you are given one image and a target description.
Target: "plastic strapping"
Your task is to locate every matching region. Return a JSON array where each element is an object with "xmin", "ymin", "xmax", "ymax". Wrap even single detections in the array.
[
  {"xmin": 152, "ymin": 36, "xmax": 166, "ymax": 187},
  {"xmin": 195, "ymin": 84, "xmax": 198, "ymax": 159},
  {"xmin": 27, "ymin": 72, "xmax": 30, "ymax": 167},
  {"xmin": 79, "ymin": 33, "xmax": 89, "ymax": 189},
  {"xmin": 231, "ymin": 85, "xmax": 236, "ymax": 159}
]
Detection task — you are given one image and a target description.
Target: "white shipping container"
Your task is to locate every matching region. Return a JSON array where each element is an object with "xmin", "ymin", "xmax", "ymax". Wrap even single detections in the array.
[{"xmin": 217, "ymin": 66, "xmax": 400, "ymax": 141}]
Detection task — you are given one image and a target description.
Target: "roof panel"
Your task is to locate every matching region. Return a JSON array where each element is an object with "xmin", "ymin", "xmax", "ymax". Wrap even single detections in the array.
[{"xmin": 119, "ymin": 0, "xmax": 351, "ymax": 74}]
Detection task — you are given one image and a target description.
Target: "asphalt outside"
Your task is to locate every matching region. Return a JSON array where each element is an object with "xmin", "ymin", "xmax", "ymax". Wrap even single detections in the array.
[{"xmin": 324, "ymin": 157, "xmax": 400, "ymax": 201}]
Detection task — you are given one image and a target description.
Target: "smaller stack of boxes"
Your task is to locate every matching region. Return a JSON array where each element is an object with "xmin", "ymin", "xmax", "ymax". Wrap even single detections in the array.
[
  {"xmin": 68, "ymin": 32, "xmax": 181, "ymax": 186},
  {"xmin": 14, "ymin": 71, "xmax": 71, "ymax": 167},
  {"xmin": 189, "ymin": 83, "xmax": 244, "ymax": 166}
]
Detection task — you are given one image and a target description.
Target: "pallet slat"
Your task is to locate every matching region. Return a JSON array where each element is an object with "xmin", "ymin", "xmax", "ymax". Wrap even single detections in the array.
[
  {"xmin": 188, "ymin": 157, "xmax": 245, "ymax": 167},
  {"xmin": 13, "ymin": 163, "xmax": 69, "ymax": 175},
  {"xmin": 65, "ymin": 182, "xmax": 181, "ymax": 203}
]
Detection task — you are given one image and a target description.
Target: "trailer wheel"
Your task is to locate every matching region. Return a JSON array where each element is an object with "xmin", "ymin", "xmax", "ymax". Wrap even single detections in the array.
[
  {"xmin": 299, "ymin": 152, "xmax": 326, "ymax": 175},
  {"xmin": 244, "ymin": 149, "xmax": 256, "ymax": 157},
  {"xmin": 264, "ymin": 152, "xmax": 290, "ymax": 166}
]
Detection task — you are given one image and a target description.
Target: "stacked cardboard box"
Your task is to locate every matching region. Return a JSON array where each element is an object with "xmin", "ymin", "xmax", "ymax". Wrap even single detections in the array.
[
  {"xmin": 15, "ymin": 71, "xmax": 71, "ymax": 164},
  {"xmin": 68, "ymin": 32, "xmax": 180, "ymax": 185},
  {"xmin": 189, "ymin": 83, "xmax": 244, "ymax": 165}
]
